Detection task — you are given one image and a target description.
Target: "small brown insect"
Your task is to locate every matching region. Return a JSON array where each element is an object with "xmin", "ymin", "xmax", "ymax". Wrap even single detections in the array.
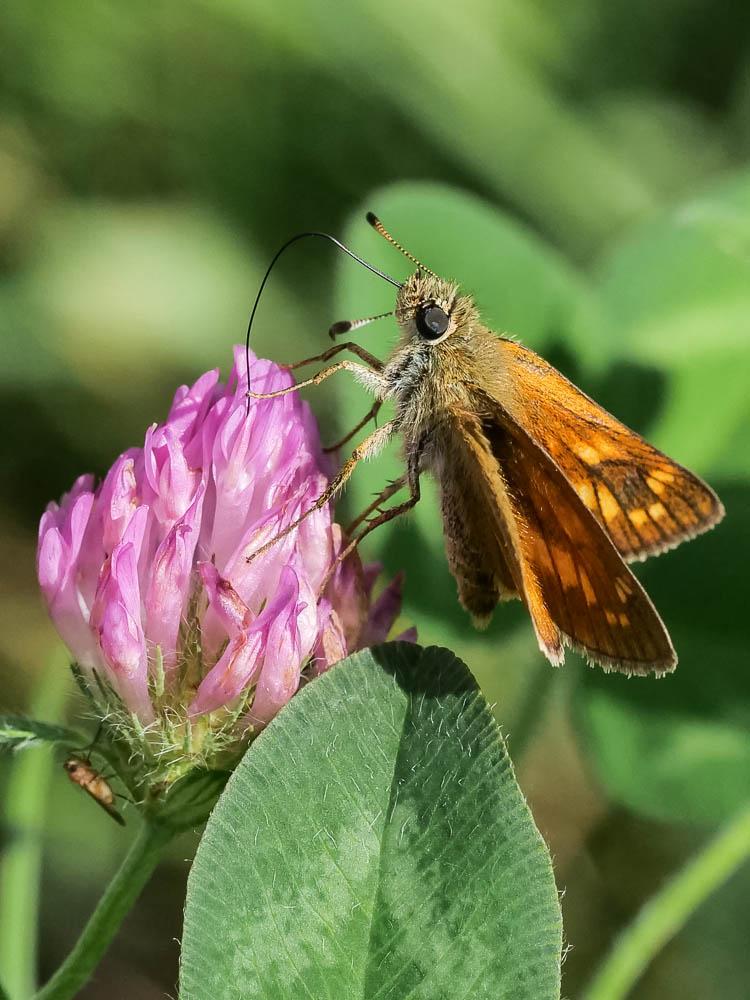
[
  {"xmin": 245, "ymin": 214, "xmax": 724, "ymax": 674},
  {"xmin": 64, "ymin": 758, "xmax": 125, "ymax": 825}
]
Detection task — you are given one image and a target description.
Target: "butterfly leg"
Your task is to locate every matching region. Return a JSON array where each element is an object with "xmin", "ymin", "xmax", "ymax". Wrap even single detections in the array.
[
  {"xmin": 248, "ymin": 357, "xmax": 385, "ymax": 401},
  {"xmin": 280, "ymin": 341, "xmax": 383, "ymax": 372},
  {"xmin": 346, "ymin": 473, "xmax": 407, "ymax": 533},
  {"xmin": 320, "ymin": 451, "xmax": 422, "ymax": 592},
  {"xmin": 280, "ymin": 344, "xmax": 384, "ymax": 451},
  {"xmin": 319, "ymin": 475, "xmax": 421, "ymax": 595},
  {"xmin": 349, "ymin": 473, "xmax": 421, "ymax": 551},
  {"xmin": 324, "ymin": 400, "xmax": 383, "ymax": 454},
  {"xmin": 245, "ymin": 420, "xmax": 396, "ymax": 564}
]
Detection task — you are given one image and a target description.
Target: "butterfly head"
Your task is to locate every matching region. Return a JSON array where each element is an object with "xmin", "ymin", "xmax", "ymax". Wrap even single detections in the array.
[{"xmin": 394, "ymin": 270, "xmax": 467, "ymax": 346}]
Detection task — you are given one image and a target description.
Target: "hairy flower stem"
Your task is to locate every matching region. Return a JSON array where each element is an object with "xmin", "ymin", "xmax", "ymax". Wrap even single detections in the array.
[{"xmin": 34, "ymin": 821, "xmax": 175, "ymax": 1000}]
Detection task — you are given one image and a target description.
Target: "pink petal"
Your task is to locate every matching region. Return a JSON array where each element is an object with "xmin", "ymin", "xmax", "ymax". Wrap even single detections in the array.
[
  {"xmin": 310, "ymin": 599, "xmax": 347, "ymax": 675},
  {"xmin": 188, "ymin": 629, "xmax": 264, "ymax": 716},
  {"xmin": 243, "ymin": 567, "xmax": 304, "ymax": 728},
  {"xmin": 362, "ymin": 562, "xmax": 383, "ymax": 599},
  {"xmin": 198, "ymin": 561, "xmax": 252, "ymax": 660},
  {"xmin": 98, "ymin": 451, "xmax": 139, "ymax": 553},
  {"xmin": 37, "ymin": 488, "xmax": 100, "ymax": 668},
  {"xmin": 358, "ymin": 572, "xmax": 404, "ymax": 648},
  {"xmin": 393, "ymin": 626, "xmax": 418, "ymax": 644},
  {"xmin": 92, "ymin": 540, "xmax": 153, "ymax": 721},
  {"xmin": 326, "ymin": 525, "xmax": 367, "ymax": 649},
  {"xmin": 144, "ymin": 486, "xmax": 204, "ymax": 672}
]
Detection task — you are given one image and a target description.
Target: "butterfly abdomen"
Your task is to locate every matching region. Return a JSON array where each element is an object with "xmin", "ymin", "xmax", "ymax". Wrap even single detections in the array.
[{"xmin": 433, "ymin": 421, "xmax": 520, "ymax": 626}]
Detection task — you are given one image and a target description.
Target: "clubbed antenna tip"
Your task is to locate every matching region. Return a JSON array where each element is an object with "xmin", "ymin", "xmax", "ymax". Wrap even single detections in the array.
[{"xmin": 329, "ymin": 320, "xmax": 352, "ymax": 338}]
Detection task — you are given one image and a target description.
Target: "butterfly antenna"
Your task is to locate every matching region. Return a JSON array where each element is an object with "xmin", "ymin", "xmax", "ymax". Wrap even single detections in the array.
[
  {"xmin": 366, "ymin": 212, "xmax": 438, "ymax": 277},
  {"xmin": 244, "ymin": 231, "xmax": 402, "ymax": 413},
  {"xmin": 329, "ymin": 310, "xmax": 394, "ymax": 339}
]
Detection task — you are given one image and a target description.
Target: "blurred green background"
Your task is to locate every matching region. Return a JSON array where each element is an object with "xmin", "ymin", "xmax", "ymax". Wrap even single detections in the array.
[{"xmin": 1, "ymin": 1, "xmax": 749, "ymax": 997}]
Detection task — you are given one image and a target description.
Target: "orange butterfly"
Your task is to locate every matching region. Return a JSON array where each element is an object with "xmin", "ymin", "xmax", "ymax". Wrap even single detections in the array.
[{"xmin": 247, "ymin": 214, "xmax": 724, "ymax": 675}]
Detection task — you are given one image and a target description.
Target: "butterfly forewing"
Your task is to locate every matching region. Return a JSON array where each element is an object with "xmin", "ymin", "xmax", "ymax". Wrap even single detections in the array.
[
  {"xmin": 490, "ymin": 338, "xmax": 724, "ymax": 561},
  {"xmin": 450, "ymin": 403, "xmax": 677, "ymax": 674}
]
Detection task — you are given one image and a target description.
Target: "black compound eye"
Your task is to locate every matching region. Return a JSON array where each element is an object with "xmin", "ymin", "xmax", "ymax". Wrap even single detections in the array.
[{"xmin": 416, "ymin": 303, "xmax": 450, "ymax": 341}]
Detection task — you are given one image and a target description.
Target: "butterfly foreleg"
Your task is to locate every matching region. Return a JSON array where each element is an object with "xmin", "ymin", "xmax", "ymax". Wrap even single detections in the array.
[
  {"xmin": 248, "ymin": 357, "xmax": 386, "ymax": 400},
  {"xmin": 281, "ymin": 341, "xmax": 384, "ymax": 372},
  {"xmin": 245, "ymin": 419, "xmax": 396, "ymax": 564}
]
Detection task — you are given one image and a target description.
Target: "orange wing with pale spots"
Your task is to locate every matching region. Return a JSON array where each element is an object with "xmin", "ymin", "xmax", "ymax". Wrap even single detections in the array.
[
  {"xmin": 489, "ymin": 338, "xmax": 724, "ymax": 561},
  {"xmin": 452, "ymin": 406, "xmax": 677, "ymax": 674}
]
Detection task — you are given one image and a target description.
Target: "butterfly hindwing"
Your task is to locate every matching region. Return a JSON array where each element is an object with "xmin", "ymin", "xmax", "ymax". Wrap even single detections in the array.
[
  {"xmin": 436, "ymin": 421, "xmax": 519, "ymax": 624},
  {"xmin": 488, "ymin": 337, "xmax": 724, "ymax": 561}
]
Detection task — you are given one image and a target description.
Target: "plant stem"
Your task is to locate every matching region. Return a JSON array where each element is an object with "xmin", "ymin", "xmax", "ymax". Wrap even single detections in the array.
[
  {"xmin": 34, "ymin": 820, "xmax": 174, "ymax": 1000},
  {"xmin": 583, "ymin": 803, "xmax": 750, "ymax": 1000},
  {"xmin": 0, "ymin": 657, "xmax": 69, "ymax": 1000}
]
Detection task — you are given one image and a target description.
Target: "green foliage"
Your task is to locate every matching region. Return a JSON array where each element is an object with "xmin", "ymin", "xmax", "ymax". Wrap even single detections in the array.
[
  {"xmin": 180, "ymin": 644, "xmax": 562, "ymax": 999},
  {"xmin": 595, "ymin": 172, "xmax": 750, "ymax": 473},
  {"xmin": 150, "ymin": 768, "xmax": 231, "ymax": 831},
  {"xmin": 579, "ymin": 176, "xmax": 750, "ymax": 826},
  {"xmin": 0, "ymin": 716, "xmax": 83, "ymax": 752}
]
